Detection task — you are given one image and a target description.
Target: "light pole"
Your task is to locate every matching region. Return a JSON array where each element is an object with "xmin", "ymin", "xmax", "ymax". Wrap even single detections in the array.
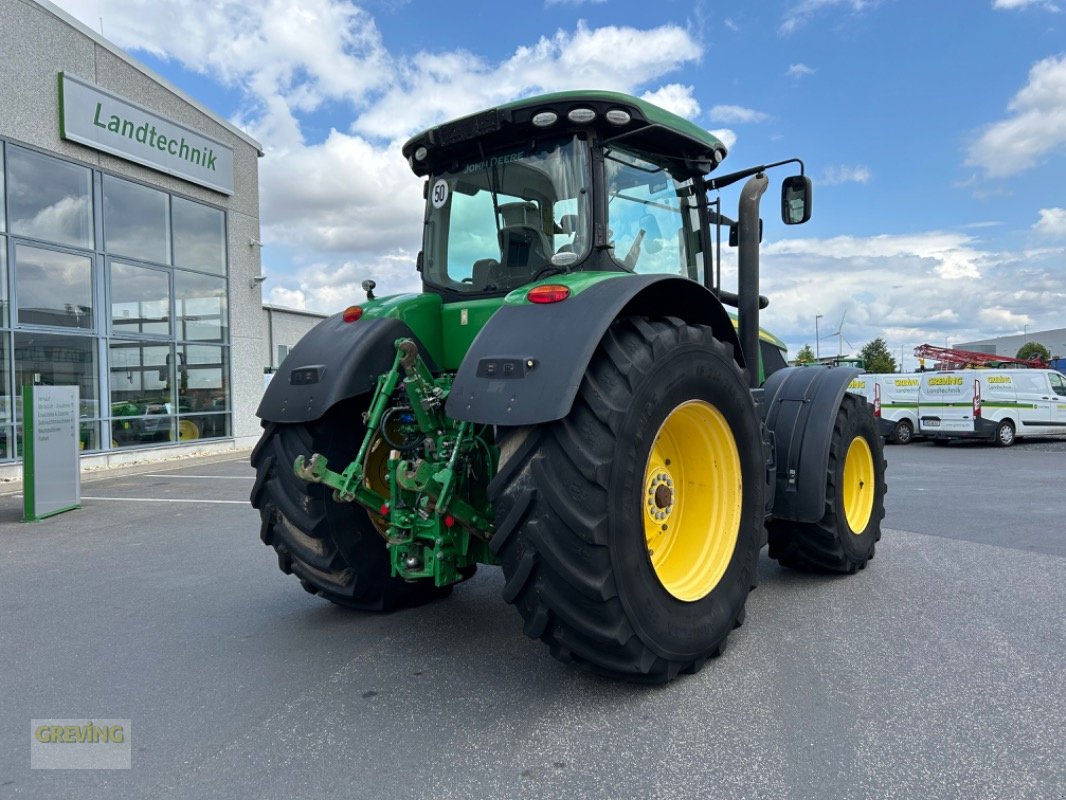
[
  {"xmin": 815, "ymin": 314, "xmax": 823, "ymax": 359},
  {"xmin": 1024, "ymin": 324, "xmax": 1029, "ymax": 343}
]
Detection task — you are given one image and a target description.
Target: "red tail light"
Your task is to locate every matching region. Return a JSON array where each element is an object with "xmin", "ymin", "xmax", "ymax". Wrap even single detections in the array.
[
  {"xmin": 527, "ymin": 284, "xmax": 570, "ymax": 304},
  {"xmin": 973, "ymin": 379, "xmax": 981, "ymax": 418},
  {"xmin": 342, "ymin": 305, "xmax": 363, "ymax": 323},
  {"xmin": 874, "ymin": 383, "xmax": 881, "ymax": 417}
]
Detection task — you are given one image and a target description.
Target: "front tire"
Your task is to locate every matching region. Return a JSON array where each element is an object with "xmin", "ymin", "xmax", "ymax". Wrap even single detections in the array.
[
  {"xmin": 490, "ymin": 317, "xmax": 763, "ymax": 683},
  {"xmin": 250, "ymin": 402, "xmax": 451, "ymax": 610},
  {"xmin": 768, "ymin": 393, "xmax": 886, "ymax": 574}
]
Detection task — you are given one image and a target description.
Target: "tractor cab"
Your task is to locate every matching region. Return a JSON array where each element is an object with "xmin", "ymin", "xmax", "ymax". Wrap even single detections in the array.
[{"xmin": 404, "ymin": 91, "xmax": 809, "ymax": 313}]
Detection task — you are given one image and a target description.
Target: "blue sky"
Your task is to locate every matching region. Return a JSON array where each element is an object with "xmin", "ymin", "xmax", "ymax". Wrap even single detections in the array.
[{"xmin": 56, "ymin": 0, "xmax": 1066, "ymax": 366}]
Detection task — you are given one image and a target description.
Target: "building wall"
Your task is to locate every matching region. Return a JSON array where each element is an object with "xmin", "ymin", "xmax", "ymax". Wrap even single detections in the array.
[
  {"xmin": 958, "ymin": 327, "xmax": 1066, "ymax": 361},
  {"xmin": 0, "ymin": 0, "xmax": 266, "ymax": 477},
  {"xmin": 262, "ymin": 305, "xmax": 328, "ymax": 374}
]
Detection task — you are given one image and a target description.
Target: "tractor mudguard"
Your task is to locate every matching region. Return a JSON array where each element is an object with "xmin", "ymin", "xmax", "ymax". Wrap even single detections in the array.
[
  {"xmin": 761, "ymin": 365, "xmax": 863, "ymax": 523},
  {"xmin": 445, "ymin": 274, "xmax": 742, "ymax": 426},
  {"xmin": 256, "ymin": 315, "xmax": 437, "ymax": 424}
]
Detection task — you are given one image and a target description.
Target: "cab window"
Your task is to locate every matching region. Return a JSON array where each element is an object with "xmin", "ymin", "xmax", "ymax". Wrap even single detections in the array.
[
  {"xmin": 1050, "ymin": 372, "xmax": 1066, "ymax": 397},
  {"xmin": 603, "ymin": 148, "xmax": 699, "ymax": 279}
]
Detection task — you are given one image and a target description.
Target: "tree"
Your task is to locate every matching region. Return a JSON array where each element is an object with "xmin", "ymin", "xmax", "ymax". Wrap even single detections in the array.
[
  {"xmin": 1016, "ymin": 341, "xmax": 1050, "ymax": 363},
  {"xmin": 860, "ymin": 337, "xmax": 898, "ymax": 373},
  {"xmin": 795, "ymin": 344, "xmax": 815, "ymax": 365}
]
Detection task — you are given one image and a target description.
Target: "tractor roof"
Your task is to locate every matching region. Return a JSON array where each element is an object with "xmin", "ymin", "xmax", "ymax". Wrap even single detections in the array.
[{"xmin": 402, "ymin": 90, "xmax": 728, "ymax": 176}]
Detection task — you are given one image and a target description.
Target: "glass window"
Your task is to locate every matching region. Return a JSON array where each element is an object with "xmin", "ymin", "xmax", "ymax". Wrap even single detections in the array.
[
  {"xmin": 604, "ymin": 147, "xmax": 696, "ymax": 277},
  {"xmin": 13, "ymin": 332, "xmax": 99, "ymax": 421},
  {"xmin": 110, "ymin": 262, "xmax": 170, "ymax": 336},
  {"xmin": 109, "ymin": 341, "xmax": 175, "ymax": 448},
  {"xmin": 7, "ymin": 145, "xmax": 94, "ymax": 249},
  {"xmin": 15, "ymin": 244, "xmax": 93, "ymax": 329},
  {"xmin": 0, "ymin": 144, "xmax": 5, "ymax": 233},
  {"xmin": 424, "ymin": 136, "xmax": 591, "ymax": 293},
  {"xmin": 172, "ymin": 196, "xmax": 225, "ymax": 274},
  {"xmin": 103, "ymin": 175, "xmax": 169, "ymax": 264},
  {"xmin": 0, "ymin": 332, "xmax": 9, "ymax": 431},
  {"xmin": 176, "ymin": 344, "xmax": 228, "ymax": 415},
  {"xmin": 1049, "ymin": 372, "xmax": 1066, "ymax": 397},
  {"xmin": 175, "ymin": 270, "xmax": 227, "ymax": 342},
  {"xmin": 80, "ymin": 421, "xmax": 99, "ymax": 452},
  {"xmin": 0, "ymin": 239, "xmax": 7, "ymax": 326}
]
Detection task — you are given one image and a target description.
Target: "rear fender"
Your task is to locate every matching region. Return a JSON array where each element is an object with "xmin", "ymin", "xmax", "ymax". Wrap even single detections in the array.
[
  {"xmin": 256, "ymin": 315, "xmax": 437, "ymax": 424},
  {"xmin": 445, "ymin": 275, "xmax": 742, "ymax": 425},
  {"xmin": 761, "ymin": 366, "xmax": 863, "ymax": 522}
]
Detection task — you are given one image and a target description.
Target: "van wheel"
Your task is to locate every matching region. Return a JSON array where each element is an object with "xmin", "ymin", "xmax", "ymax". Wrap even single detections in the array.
[
  {"xmin": 994, "ymin": 420, "xmax": 1015, "ymax": 447},
  {"xmin": 892, "ymin": 419, "xmax": 914, "ymax": 445}
]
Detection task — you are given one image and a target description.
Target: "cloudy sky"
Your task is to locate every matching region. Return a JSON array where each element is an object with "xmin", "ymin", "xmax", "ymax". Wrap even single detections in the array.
[{"xmin": 56, "ymin": 0, "xmax": 1066, "ymax": 367}]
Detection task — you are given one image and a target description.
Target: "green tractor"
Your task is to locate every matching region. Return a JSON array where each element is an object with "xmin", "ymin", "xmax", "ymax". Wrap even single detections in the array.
[{"xmin": 250, "ymin": 91, "xmax": 886, "ymax": 682}]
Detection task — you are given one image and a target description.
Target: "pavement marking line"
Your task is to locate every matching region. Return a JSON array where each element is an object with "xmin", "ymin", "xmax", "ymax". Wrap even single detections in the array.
[
  {"xmin": 142, "ymin": 474, "xmax": 254, "ymax": 479},
  {"xmin": 80, "ymin": 496, "xmax": 247, "ymax": 505}
]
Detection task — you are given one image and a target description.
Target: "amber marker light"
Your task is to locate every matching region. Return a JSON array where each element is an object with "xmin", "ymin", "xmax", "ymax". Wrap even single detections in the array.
[
  {"xmin": 342, "ymin": 305, "xmax": 363, "ymax": 323},
  {"xmin": 527, "ymin": 284, "xmax": 570, "ymax": 304}
]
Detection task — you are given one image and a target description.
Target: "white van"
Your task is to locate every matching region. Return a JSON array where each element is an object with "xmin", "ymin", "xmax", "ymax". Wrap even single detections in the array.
[
  {"xmin": 918, "ymin": 369, "xmax": 1066, "ymax": 446},
  {"xmin": 847, "ymin": 373, "xmax": 922, "ymax": 444}
]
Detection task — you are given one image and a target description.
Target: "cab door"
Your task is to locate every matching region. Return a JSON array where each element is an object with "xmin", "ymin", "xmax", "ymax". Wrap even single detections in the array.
[
  {"xmin": 1012, "ymin": 371, "xmax": 1053, "ymax": 434},
  {"xmin": 1049, "ymin": 372, "xmax": 1066, "ymax": 431}
]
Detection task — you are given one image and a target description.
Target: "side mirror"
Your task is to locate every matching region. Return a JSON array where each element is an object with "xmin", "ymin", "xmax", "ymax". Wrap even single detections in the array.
[
  {"xmin": 781, "ymin": 175, "xmax": 812, "ymax": 225},
  {"xmin": 639, "ymin": 213, "xmax": 664, "ymax": 254}
]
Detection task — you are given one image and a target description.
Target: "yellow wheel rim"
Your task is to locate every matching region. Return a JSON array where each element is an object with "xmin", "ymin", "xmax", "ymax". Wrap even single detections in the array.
[
  {"xmin": 643, "ymin": 400, "xmax": 742, "ymax": 602},
  {"xmin": 842, "ymin": 436, "xmax": 874, "ymax": 534},
  {"xmin": 177, "ymin": 419, "xmax": 200, "ymax": 441}
]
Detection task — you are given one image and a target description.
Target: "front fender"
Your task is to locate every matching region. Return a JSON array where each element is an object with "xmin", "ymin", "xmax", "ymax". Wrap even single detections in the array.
[
  {"xmin": 257, "ymin": 315, "xmax": 436, "ymax": 424},
  {"xmin": 762, "ymin": 365, "xmax": 863, "ymax": 522},
  {"xmin": 445, "ymin": 274, "xmax": 742, "ymax": 425}
]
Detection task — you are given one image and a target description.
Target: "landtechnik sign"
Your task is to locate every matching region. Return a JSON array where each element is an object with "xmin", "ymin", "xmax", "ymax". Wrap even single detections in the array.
[{"xmin": 58, "ymin": 73, "xmax": 234, "ymax": 195}]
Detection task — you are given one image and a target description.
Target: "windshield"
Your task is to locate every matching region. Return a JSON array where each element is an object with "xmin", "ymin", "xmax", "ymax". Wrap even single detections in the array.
[{"xmin": 423, "ymin": 136, "xmax": 591, "ymax": 294}]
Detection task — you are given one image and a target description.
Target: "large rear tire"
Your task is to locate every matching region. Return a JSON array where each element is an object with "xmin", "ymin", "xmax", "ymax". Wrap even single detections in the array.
[
  {"xmin": 250, "ymin": 401, "xmax": 452, "ymax": 610},
  {"xmin": 490, "ymin": 317, "xmax": 763, "ymax": 683},
  {"xmin": 768, "ymin": 393, "xmax": 886, "ymax": 573}
]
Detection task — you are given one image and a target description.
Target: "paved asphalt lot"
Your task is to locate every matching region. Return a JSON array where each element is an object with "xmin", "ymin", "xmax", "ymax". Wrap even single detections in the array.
[{"xmin": 1, "ymin": 440, "xmax": 1063, "ymax": 799}]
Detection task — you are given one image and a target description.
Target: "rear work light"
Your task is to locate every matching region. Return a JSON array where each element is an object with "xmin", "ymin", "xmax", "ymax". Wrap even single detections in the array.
[
  {"xmin": 342, "ymin": 305, "xmax": 363, "ymax": 323},
  {"xmin": 527, "ymin": 284, "xmax": 570, "ymax": 304}
]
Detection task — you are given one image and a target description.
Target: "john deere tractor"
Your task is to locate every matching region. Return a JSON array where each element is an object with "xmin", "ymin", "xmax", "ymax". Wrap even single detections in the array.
[{"xmin": 250, "ymin": 91, "xmax": 886, "ymax": 682}]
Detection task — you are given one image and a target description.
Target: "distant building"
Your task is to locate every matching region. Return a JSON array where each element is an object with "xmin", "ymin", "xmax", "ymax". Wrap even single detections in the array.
[
  {"xmin": 958, "ymin": 328, "xmax": 1066, "ymax": 360},
  {"xmin": 0, "ymin": 0, "xmax": 326, "ymax": 477}
]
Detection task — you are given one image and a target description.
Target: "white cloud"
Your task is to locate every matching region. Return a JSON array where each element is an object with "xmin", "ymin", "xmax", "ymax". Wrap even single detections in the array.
[
  {"xmin": 821, "ymin": 164, "xmax": 871, "ymax": 185},
  {"xmin": 786, "ymin": 63, "xmax": 816, "ymax": 79},
  {"xmin": 752, "ymin": 230, "xmax": 1066, "ymax": 358},
  {"xmin": 545, "ymin": 0, "xmax": 607, "ymax": 5},
  {"xmin": 641, "ymin": 84, "xmax": 700, "ymax": 118},
  {"xmin": 993, "ymin": 0, "xmax": 1060, "ymax": 10},
  {"xmin": 354, "ymin": 21, "xmax": 701, "ymax": 139},
  {"xmin": 709, "ymin": 128, "xmax": 738, "ymax": 151},
  {"xmin": 779, "ymin": 0, "xmax": 872, "ymax": 36},
  {"xmin": 967, "ymin": 54, "xmax": 1066, "ymax": 177},
  {"xmin": 708, "ymin": 104, "xmax": 770, "ymax": 124},
  {"xmin": 57, "ymin": 3, "xmax": 706, "ymax": 311},
  {"xmin": 723, "ymin": 18, "xmax": 740, "ymax": 32},
  {"xmin": 1033, "ymin": 207, "xmax": 1066, "ymax": 237}
]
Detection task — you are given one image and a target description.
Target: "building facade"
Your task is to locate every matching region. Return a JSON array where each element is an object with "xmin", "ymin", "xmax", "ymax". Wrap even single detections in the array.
[
  {"xmin": 958, "ymin": 327, "xmax": 1066, "ymax": 361},
  {"xmin": 0, "ymin": 0, "xmax": 325, "ymax": 478}
]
